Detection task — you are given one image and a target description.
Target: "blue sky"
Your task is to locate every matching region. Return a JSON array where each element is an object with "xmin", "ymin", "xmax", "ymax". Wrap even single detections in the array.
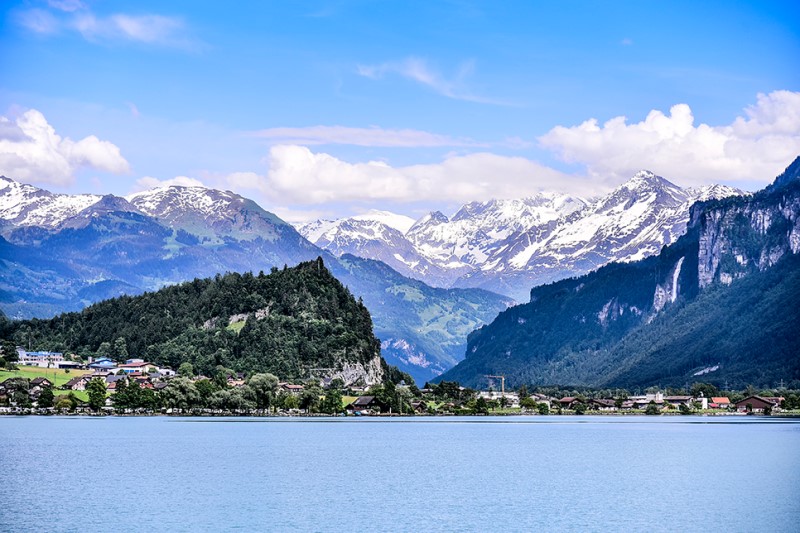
[{"xmin": 1, "ymin": 0, "xmax": 799, "ymax": 221}]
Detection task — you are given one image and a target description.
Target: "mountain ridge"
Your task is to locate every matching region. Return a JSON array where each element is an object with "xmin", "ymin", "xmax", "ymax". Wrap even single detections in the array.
[
  {"xmin": 299, "ymin": 172, "xmax": 743, "ymax": 301},
  {"xmin": 0, "ymin": 177, "xmax": 510, "ymax": 384},
  {"xmin": 436, "ymin": 157, "xmax": 800, "ymax": 390}
]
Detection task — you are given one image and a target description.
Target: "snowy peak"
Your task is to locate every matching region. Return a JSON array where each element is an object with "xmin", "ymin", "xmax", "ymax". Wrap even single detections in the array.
[
  {"xmin": 57, "ymin": 195, "xmax": 146, "ymax": 230},
  {"xmin": 349, "ymin": 210, "xmax": 415, "ymax": 233},
  {"xmin": 127, "ymin": 185, "xmax": 288, "ymax": 241},
  {"xmin": 408, "ymin": 210, "xmax": 449, "ymax": 233},
  {"xmin": 302, "ymin": 217, "xmax": 405, "ymax": 248},
  {"xmin": 298, "ymin": 210, "xmax": 413, "ymax": 245},
  {"xmin": 686, "ymin": 184, "xmax": 745, "ymax": 203},
  {"xmin": 127, "ymin": 185, "xmax": 240, "ymax": 221},
  {"xmin": 304, "ymin": 170, "xmax": 746, "ymax": 301},
  {"xmin": 74, "ymin": 194, "xmax": 143, "ymax": 218},
  {"xmin": 596, "ymin": 170, "xmax": 687, "ymax": 213},
  {"xmin": 0, "ymin": 175, "xmax": 101, "ymax": 230}
]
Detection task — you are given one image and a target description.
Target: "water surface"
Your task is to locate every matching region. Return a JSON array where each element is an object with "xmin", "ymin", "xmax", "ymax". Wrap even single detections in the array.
[{"xmin": 1, "ymin": 416, "xmax": 798, "ymax": 532}]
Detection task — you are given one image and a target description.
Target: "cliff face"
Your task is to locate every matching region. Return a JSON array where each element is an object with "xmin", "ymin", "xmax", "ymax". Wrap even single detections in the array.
[
  {"xmin": 694, "ymin": 184, "xmax": 800, "ymax": 289},
  {"xmin": 438, "ymin": 157, "xmax": 800, "ymax": 389}
]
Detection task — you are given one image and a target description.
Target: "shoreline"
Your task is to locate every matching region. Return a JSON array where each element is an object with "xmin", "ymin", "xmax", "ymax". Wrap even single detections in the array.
[{"xmin": 2, "ymin": 409, "xmax": 796, "ymax": 418}]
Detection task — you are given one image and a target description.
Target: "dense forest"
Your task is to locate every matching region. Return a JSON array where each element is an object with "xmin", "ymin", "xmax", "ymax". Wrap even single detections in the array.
[{"xmin": 1, "ymin": 258, "xmax": 408, "ymax": 383}]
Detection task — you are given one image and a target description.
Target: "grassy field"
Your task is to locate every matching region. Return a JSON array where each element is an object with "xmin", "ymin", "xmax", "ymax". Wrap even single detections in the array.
[
  {"xmin": 54, "ymin": 389, "xmax": 90, "ymax": 402},
  {"xmin": 0, "ymin": 365, "xmax": 92, "ymax": 388},
  {"xmin": 227, "ymin": 320, "xmax": 246, "ymax": 333}
]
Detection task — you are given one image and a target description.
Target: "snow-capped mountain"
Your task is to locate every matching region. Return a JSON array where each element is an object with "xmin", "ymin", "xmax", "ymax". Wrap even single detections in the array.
[
  {"xmin": 301, "ymin": 171, "xmax": 743, "ymax": 301},
  {"xmin": 407, "ymin": 193, "xmax": 587, "ymax": 268},
  {"xmin": 0, "ymin": 175, "xmax": 101, "ymax": 234},
  {"xmin": 0, "ymin": 175, "xmax": 511, "ymax": 384},
  {"xmin": 127, "ymin": 185, "xmax": 290, "ymax": 242},
  {"xmin": 298, "ymin": 211, "xmax": 465, "ymax": 286}
]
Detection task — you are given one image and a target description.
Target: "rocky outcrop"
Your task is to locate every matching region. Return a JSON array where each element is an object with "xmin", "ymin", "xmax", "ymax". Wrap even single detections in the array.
[
  {"xmin": 694, "ymin": 184, "xmax": 800, "ymax": 289},
  {"xmin": 329, "ymin": 355, "xmax": 384, "ymax": 387}
]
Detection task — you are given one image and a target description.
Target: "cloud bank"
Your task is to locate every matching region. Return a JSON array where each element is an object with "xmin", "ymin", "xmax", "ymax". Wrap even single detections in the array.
[
  {"xmin": 226, "ymin": 145, "xmax": 586, "ymax": 206},
  {"xmin": 132, "ymin": 175, "xmax": 205, "ymax": 192},
  {"xmin": 0, "ymin": 109, "xmax": 130, "ymax": 186},
  {"xmin": 539, "ymin": 90, "xmax": 800, "ymax": 185}
]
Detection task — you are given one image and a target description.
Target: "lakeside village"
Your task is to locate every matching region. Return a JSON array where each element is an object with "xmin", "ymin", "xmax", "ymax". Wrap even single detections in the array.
[{"xmin": 1, "ymin": 349, "xmax": 799, "ymax": 417}]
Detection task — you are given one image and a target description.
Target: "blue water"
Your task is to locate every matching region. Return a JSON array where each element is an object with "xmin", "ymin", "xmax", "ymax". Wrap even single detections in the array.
[{"xmin": 1, "ymin": 416, "xmax": 798, "ymax": 532}]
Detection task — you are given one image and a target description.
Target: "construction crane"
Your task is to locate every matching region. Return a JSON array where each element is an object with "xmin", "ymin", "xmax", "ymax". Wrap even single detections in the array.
[{"xmin": 485, "ymin": 374, "xmax": 506, "ymax": 397}]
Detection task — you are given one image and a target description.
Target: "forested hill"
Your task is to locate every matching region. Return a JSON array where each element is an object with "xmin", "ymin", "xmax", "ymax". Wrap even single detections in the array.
[
  {"xmin": 438, "ymin": 157, "xmax": 800, "ymax": 390},
  {"xmin": 1, "ymin": 257, "xmax": 397, "ymax": 385}
]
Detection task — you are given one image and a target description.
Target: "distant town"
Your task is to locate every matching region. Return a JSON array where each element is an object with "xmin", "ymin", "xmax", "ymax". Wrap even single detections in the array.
[{"xmin": 1, "ymin": 348, "xmax": 797, "ymax": 417}]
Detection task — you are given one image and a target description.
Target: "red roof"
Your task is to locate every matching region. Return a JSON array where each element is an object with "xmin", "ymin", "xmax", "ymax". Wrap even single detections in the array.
[{"xmin": 711, "ymin": 397, "xmax": 730, "ymax": 404}]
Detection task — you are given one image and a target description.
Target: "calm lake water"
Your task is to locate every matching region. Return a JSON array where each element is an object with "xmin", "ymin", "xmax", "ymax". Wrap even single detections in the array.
[{"xmin": 1, "ymin": 415, "xmax": 798, "ymax": 532}]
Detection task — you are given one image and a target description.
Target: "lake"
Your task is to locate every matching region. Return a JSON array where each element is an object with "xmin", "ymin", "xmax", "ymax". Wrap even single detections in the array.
[{"xmin": 1, "ymin": 416, "xmax": 798, "ymax": 532}]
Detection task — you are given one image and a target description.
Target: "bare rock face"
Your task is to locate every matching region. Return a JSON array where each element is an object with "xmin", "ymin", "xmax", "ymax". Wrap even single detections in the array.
[
  {"xmin": 695, "ymin": 189, "xmax": 800, "ymax": 289},
  {"xmin": 330, "ymin": 355, "xmax": 384, "ymax": 387}
]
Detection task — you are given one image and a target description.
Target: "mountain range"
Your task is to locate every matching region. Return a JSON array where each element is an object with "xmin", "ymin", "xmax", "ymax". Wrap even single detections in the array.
[
  {"xmin": 4, "ymin": 162, "xmax": 789, "ymax": 389},
  {"xmin": 299, "ymin": 172, "xmax": 742, "ymax": 302},
  {"xmin": 0, "ymin": 176, "xmax": 509, "ymax": 384},
  {"xmin": 437, "ymin": 157, "xmax": 800, "ymax": 390}
]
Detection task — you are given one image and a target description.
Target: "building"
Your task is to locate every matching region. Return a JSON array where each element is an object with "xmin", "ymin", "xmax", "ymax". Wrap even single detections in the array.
[
  {"xmin": 558, "ymin": 397, "xmax": 582, "ymax": 409},
  {"xmin": 709, "ymin": 397, "xmax": 731, "ymax": 409},
  {"xmin": 29, "ymin": 377, "xmax": 53, "ymax": 394},
  {"xmin": 280, "ymin": 383, "xmax": 304, "ymax": 395},
  {"xmin": 589, "ymin": 399, "xmax": 617, "ymax": 411},
  {"xmin": 16, "ymin": 350, "xmax": 64, "ymax": 368},
  {"xmin": 117, "ymin": 361, "xmax": 159, "ymax": 374},
  {"xmin": 735, "ymin": 396, "xmax": 778, "ymax": 412},
  {"xmin": 64, "ymin": 376, "xmax": 92, "ymax": 391},
  {"xmin": 348, "ymin": 396, "xmax": 379, "ymax": 413},
  {"xmin": 55, "ymin": 361, "xmax": 85, "ymax": 370},
  {"xmin": 88, "ymin": 358, "xmax": 117, "ymax": 371},
  {"xmin": 478, "ymin": 391, "xmax": 520, "ymax": 407},
  {"xmin": 664, "ymin": 396, "xmax": 693, "ymax": 408}
]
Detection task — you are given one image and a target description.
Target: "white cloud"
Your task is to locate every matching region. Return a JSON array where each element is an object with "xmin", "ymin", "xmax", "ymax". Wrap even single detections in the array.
[
  {"xmin": 250, "ymin": 125, "xmax": 483, "ymax": 147},
  {"xmin": 226, "ymin": 145, "xmax": 592, "ymax": 206},
  {"xmin": 47, "ymin": 0, "xmax": 85, "ymax": 12},
  {"xmin": 16, "ymin": 9, "xmax": 59, "ymax": 34},
  {"xmin": 357, "ymin": 57, "xmax": 507, "ymax": 105},
  {"xmin": 539, "ymin": 90, "xmax": 800, "ymax": 185},
  {"xmin": 0, "ymin": 109, "xmax": 130, "ymax": 186},
  {"xmin": 132, "ymin": 175, "xmax": 205, "ymax": 192},
  {"xmin": 126, "ymin": 102, "xmax": 141, "ymax": 118},
  {"xmin": 15, "ymin": 5, "xmax": 195, "ymax": 49},
  {"xmin": 73, "ymin": 13, "xmax": 189, "ymax": 47}
]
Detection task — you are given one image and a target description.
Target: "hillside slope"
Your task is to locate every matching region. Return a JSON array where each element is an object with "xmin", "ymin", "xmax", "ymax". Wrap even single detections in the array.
[
  {"xmin": 328, "ymin": 254, "xmax": 513, "ymax": 384},
  {"xmin": 1, "ymin": 258, "xmax": 389, "ymax": 385}
]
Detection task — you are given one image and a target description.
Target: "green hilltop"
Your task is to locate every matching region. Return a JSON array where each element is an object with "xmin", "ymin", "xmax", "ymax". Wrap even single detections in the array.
[{"xmin": 2, "ymin": 257, "xmax": 406, "ymax": 385}]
